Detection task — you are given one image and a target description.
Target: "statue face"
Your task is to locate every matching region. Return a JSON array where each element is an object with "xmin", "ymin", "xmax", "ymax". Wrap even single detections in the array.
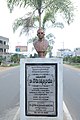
[{"xmin": 37, "ymin": 29, "xmax": 45, "ymax": 39}]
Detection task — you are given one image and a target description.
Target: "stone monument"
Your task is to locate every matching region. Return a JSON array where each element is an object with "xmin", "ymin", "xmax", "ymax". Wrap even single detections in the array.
[
  {"xmin": 20, "ymin": 28, "xmax": 63, "ymax": 120},
  {"xmin": 33, "ymin": 28, "xmax": 49, "ymax": 58}
]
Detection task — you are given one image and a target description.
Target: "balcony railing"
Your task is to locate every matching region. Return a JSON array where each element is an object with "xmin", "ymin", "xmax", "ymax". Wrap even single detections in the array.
[{"xmin": 0, "ymin": 44, "xmax": 9, "ymax": 49}]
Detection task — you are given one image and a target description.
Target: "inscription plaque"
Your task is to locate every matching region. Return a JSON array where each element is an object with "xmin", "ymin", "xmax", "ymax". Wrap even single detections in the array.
[{"xmin": 25, "ymin": 63, "xmax": 57, "ymax": 117}]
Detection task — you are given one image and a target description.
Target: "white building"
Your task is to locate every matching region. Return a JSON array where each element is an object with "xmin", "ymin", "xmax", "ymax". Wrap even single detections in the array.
[
  {"xmin": 57, "ymin": 49, "xmax": 73, "ymax": 57},
  {"xmin": 74, "ymin": 48, "xmax": 80, "ymax": 56},
  {"xmin": 0, "ymin": 36, "xmax": 9, "ymax": 57}
]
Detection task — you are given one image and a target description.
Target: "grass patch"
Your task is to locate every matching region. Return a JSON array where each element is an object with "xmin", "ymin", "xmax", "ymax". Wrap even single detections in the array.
[
  {"xmin": 64, "ymin": 62, "xmax": 80, "ymax": 69},
  {"xmin": 71, "ymin": 63, "xmax": 80, "ymax": 68},
  {"xmin": 0, "ymin": 63, "xmax": 19, "ymax": 67}
]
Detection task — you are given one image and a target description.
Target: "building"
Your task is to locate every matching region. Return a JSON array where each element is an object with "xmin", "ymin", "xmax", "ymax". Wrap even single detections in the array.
[
  {"xmin": 15, "ymin": 46, "xmax": 27, "ymax": 52},
  {"xmin": 74, "ymin": 48, "xmax": 80, "ymax": 56},
  {"xmin": 57, "ymin": 49, "xmax": 73, "ymax": 57},
  {"xmin": 0, "ymin": 36, "xmax": 9, "ymax": 57}
]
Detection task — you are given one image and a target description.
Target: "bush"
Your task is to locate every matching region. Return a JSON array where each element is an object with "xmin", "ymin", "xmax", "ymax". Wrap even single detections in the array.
[
  {"xmin": 11, "ymin": 54, "xmax": 20, "ymax": 63},
  {"xmin": 0, "ymin": 56, "xmax": 3, "ymax": 65},
  {"xmin": 63, "ymin": 56, "xmax": 80, "ymax": 63}
]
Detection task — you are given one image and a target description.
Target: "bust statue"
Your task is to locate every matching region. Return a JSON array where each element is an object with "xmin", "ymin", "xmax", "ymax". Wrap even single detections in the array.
[{"xmin": 33, "ymin": 28, "xmax": 49, "ymax": 58}]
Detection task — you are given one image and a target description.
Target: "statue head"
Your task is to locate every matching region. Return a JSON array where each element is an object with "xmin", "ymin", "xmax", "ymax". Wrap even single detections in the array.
[
  {"xmin": 37, "ymin": 28, "xmax": 45, "ymax": 40},
  {"xmin": 33, "ymin": 28, "xmax": 49, "ymax": 58}
]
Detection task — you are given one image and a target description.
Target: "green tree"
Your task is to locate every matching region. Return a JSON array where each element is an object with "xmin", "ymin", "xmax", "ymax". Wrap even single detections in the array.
[
  {"xmin": 11, "ymin": 54, "xmax": 20, "ymax": 63},
  {"xmin": 7, "ymin": 0, "xmax": 74, "ymax": 35},
  {"xmin": 0, "ymin": 56, "xmax": 3, "ymax": 65}
]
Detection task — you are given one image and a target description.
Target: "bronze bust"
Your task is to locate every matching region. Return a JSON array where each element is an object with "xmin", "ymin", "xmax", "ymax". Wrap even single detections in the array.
[{"xmin": 33, "ymin": 28, "xmax": 49, "ymax": 58}]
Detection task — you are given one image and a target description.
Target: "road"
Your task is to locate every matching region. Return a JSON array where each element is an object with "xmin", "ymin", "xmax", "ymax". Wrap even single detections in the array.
[
  {"xmin": 63, "ymin": 65, "xmax": 80, "ymax": 120},
  {"xmin": 0, "ymin": 65, "xmax": 80, "ymax": 120},
  {"xmin": 0, "ymin": 67, "xmax": 20, "ymax": 116}
]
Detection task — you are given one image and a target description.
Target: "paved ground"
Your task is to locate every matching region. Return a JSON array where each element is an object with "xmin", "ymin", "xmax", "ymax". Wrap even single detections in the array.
[
  {"xmin": 0, "ymin": 66, "xmax": 15, "ymax": 71},
  {"xmin": 0, "ymin": 105, "xmax": 69, "ymax": 120},
  {"xmin": 64, "ymin": 64, "xmax": 80, "ymax": 71},
  {"xmin": 0, "ymin": 66, "xmax": 72, "ymax": 120}
]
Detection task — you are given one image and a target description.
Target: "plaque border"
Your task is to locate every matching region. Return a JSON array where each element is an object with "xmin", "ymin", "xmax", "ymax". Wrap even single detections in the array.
[{"xmin": 25, "ymin": 63, "xmax": 58, "ymax": 117}]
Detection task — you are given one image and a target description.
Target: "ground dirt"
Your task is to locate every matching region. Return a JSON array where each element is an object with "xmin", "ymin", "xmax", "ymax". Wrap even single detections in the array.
[
  {"xmin": 64, "ymin": 64, "xmax": 80, "ymax": 71},
  {"xmin": 0, "ymin": 66, "xmax": 15, "ymax": 72}
]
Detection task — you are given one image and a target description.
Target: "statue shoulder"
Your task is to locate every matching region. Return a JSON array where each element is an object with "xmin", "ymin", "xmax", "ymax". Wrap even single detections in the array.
[
  {"xmin": 33, "ymin": 40, "xmax": 38, "ymax": 46},
  {"xmin": 44, "ymin": 39, "xmax": 49, "ymax": 44}
]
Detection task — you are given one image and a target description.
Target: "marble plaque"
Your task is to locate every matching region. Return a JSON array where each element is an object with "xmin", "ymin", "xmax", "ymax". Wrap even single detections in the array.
[{"xmin": 25, "ymin": 63, "xmax": 57, "ymax": 117}]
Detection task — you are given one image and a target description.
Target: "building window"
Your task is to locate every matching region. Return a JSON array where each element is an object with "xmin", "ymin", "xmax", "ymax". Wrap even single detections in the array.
[
  {"xmin": 4, "ymin": 49, "xmax": 6, "ymax": 52},
  {"xmin": 0, "ymin": 40, "xmax": 3, "ymax": 44},
  {"xmin": 0, "ymin": 48, "xmax": 3, "ymax": 52},
  {"xmin": 4, "ymin": 41, "xmax": 6, "ymax": 45}
]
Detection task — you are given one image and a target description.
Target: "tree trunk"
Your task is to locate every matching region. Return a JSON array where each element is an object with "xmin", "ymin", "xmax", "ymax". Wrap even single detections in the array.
[{"xmin": 38, "ymin": 9, "xmax": 41, "ymax": 28}]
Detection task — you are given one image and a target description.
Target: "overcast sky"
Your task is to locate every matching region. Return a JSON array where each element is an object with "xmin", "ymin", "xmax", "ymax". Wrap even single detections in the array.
[{"xmin": 0, "ymin": 0, "xmax": 80, "ymax": 54}]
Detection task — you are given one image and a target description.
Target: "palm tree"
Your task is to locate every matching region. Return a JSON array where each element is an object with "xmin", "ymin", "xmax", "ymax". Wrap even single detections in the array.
[{"xmin": 7, "ymin": 0, "xmax": 74, "ymax": 34}]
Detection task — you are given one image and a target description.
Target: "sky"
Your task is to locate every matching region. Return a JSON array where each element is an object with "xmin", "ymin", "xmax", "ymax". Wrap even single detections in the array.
[{"xmin": 0, "ymin": 0, "xmax": 80, "ymax": 55}]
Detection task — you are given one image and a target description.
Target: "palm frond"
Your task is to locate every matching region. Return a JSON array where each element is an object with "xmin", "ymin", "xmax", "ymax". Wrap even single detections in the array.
[
  {"xmin": 53, "ymin": 22, "xmax": 64, "ymax": 29},
  {"xmin": 12, "ymin": 18, "xmax": 23, "ymax": 33},
  {"xmin": 7, "ymin": 0, "xmax": 25, "ymax": 12},
  {"xmin": 50, "ymin": 0, "xmax": 74, "ymax": 24},
  {"xmin": 13, "ymin": 12, "xmax": 40, "ymax": 35},
  {"xmin": 28, "ymin": 36, "xmax": 37, "ymax": 43},
  {"xmin": 7, "ymin": 0, "xmax": 75, "ymax": 35},
  {"xmin": 42, "ymin": 11, "xmax": 55, "ymax": 29}
]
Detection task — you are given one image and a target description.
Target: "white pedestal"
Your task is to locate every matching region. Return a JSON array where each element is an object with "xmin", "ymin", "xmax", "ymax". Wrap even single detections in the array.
[{"xmin": 20, "ymin": 58, "xmax": 63, "ymax": 120}]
